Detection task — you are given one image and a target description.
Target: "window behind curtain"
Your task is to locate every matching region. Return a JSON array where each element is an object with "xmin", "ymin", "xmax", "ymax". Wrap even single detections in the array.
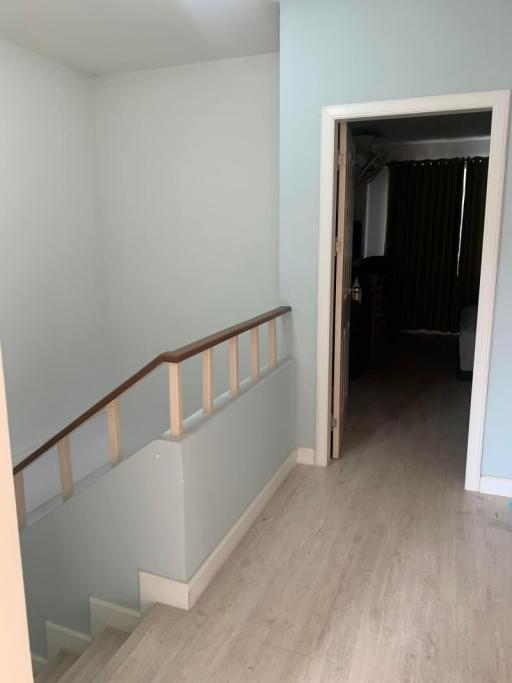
[{"xmin": 385, "ymin": 157, "xmax": 488, "ymax": 333}]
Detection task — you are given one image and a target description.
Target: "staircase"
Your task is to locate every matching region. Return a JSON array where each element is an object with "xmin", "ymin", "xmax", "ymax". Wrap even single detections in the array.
[
  {"xmin": 35, "ymin": 604, "xmax": 188, "ymax": 682},
  {"xmin": 36, "ymin": 628, "xmax": 128, "ymax": 682},
  {"xmin": 14, "ymin": 307, "xmax": 295, "ymax": 674}
]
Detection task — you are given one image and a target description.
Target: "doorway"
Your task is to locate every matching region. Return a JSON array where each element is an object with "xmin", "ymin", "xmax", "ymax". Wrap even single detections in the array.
[{"xmin": 315, "ymin": 91, "xmax": 510, "ymax": 492}]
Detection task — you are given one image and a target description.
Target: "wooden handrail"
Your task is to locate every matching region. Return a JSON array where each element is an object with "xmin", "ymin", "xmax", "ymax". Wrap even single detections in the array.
[{"xmin": 13, "ymin": 306, "xmax": 290, "ymax": 476}]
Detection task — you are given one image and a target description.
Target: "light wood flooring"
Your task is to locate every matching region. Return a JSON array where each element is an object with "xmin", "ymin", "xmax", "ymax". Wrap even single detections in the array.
[{"xmin": 100, "ymin": 334, "xmax": 512, "ymax": 682}]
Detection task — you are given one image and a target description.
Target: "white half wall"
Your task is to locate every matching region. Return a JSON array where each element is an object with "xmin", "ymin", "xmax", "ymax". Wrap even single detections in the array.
[
  {"xmin": 181, "ymin": 358, "xmax": 296, "ymax": 578},
  {"xmin": 21, "ymin": 435, "xmax": 187, "ymax": 657},
  {"xmin": 20, "ymin": 359, "xmax": 296, "ymax": 658}
]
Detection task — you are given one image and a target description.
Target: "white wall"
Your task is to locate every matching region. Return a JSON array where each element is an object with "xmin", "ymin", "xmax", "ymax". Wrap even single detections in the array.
[
  {"xmin": 0, "ymin": 40, "xmax": 113, "ymax": 461},
  {"xmin": 364, "ymin": 137, "xmax": 490, "ymax": 258},
  {"xmin": 0, "ymin": 47, "xmax": 280, "ymax": 512},
  {"xmin": 94, "ymin": 54, "xmax": 279, "ymax": 404}
]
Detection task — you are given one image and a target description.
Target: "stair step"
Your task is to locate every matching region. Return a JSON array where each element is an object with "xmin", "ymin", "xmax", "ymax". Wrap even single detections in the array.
[
  {"xmin": 35, "ymin": 651, "xmax": 79, "ymax": 682},
  {"xmin": 95, "ymin": 603, "xmax": 199, "ymax": 682},
  {"xmin": 57, "ymin": 628, "xmax": 128, "ymax": 682}
]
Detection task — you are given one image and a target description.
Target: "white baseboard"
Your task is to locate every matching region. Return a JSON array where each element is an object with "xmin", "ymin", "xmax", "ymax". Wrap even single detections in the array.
[
  {"xmin": 479, "ymin": 476, "xmax": 512, "ymax": 498},
  {"xmin": 296, "ymin": 447, "xmax": 315, "ymax": 466},
  {"xmin": 188, "ymin": 448, "xmax": 297, "ymax": 607},
  {"xmin": 46, "ymin": 620, "xmax": 92, "ymax": 658},
  {"xmin": 139, "ymin": 570, "xmax": 190, "ymax": 613},
  {"xmin": 139, "ymin": 449, "xmax": 298, "ymax": 612},
  {"xmin": 89, "ymin": 596, "xmax": 141, "ymax": 638}
]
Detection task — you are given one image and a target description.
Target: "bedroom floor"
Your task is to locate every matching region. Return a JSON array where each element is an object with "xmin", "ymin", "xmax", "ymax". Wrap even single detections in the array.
[
  {"xmin": 103, "ymin": 332, "xmax": 512, "ymax": 681},
  {"xmin": 348, "ymin": 331, "xmax": 471, "ymax": 486}
]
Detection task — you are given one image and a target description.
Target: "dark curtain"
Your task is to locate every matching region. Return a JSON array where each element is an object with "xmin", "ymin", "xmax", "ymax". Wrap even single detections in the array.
[
  {"xmin": 457, "ymin": 157, "xmax": 489, "ymax": 307},
  {"xmin": 386, "ymin": 159, "xmax": 465, "ymax": 332}
]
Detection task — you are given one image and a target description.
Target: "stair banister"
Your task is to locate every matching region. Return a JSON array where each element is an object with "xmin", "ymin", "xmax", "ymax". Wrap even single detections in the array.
[{"xmin": 12, "ymin": 305, "xmax": 291, "ymax": 528}]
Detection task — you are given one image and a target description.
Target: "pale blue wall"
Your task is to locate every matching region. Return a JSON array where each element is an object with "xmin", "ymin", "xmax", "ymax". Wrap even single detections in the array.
[{"xmin": 279, "ymin": 0, "xmax": 512, "ymax": 477}]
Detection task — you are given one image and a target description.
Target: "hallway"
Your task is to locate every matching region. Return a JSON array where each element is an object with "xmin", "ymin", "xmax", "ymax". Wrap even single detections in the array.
[{"xmin": 100, "ymin": 335, "xmax": 512, "ymax": 682}]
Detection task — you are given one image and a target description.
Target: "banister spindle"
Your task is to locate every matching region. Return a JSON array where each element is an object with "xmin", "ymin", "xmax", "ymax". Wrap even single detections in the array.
[
  {"xmin": 11, "ymin": 308, "xmax": 291, "ymax": 482},
  {"xmin": 107, "ymin": 399, "xmax": 123, "ymax": 466},
  {"xmin": 229, "ymin": 336, "xmax": 239, "ymax": 397},
  {"xmin": 268, "ymin": 319, "xmax": 277, "ymax": 369},
  {"xmin": 13, "ymin": 471, "xmax": 27, "ymax": 529},
  {"xmin": 250, "ymin": 327, "xmax": 260, "ymax": 381},
  {"xmin": 169, "ymin": 362, "xmax": 183, "ymax": 437},
  {"xmin": 202, "ymin": 348, "xmax": 214, "ymax": 415},
  {"xmin": 58, "ymin": 436, "xmax": 74, "ymax": 501}
]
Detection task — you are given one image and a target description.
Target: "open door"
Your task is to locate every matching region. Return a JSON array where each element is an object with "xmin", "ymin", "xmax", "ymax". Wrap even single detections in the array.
[{"xmin": 331, "ymin": 122, "xmax": 355, "ymax": 459}]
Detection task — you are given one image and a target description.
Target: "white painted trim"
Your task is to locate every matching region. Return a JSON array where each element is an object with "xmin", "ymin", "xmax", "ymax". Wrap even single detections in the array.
[
  {"xmin": 316, "ymin": 107, "xmax": 339, "ymax": 468},
  {"xmin": 296, "ymin": 447, "xmax": 315, "ymax": 466},
  {"xmin": 139, "ymin": 570, "xmax": 190, "ymax": 613},
  {"xmin": 31, "ymin": 653, "xmax": 48, "ymax": 674},
  {"xmin": 89, "ymin": 596, "xmax": 141, "ymax": 638},
  {"xmin": 465, "ymin": 93, "xmax": 510, "ymax": 491},
  {"xmin": 315, "ymin": 90, "xmax": 510, "ymax": 487},
  {"xmin": 479, "ymin": 476, "xmax": 512, "ymax": 498},
  {"xmin": 45, "ymin": 620, "xmax": 91, "ymax": 658},
  {"xmin": 139, "ymin": 449, "xmax": 298, "ymax": 612}
]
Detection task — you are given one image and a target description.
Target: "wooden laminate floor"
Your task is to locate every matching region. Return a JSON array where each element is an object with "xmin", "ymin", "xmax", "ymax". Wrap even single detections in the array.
[{"xmin": 113, "ymin": 334, "xmax": 512, "ymax": 682}]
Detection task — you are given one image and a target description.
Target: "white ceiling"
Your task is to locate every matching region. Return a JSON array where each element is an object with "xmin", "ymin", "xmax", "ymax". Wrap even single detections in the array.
[{"xmin": 0, "ymin": 0, "xmax": 279, "ymax": 75}]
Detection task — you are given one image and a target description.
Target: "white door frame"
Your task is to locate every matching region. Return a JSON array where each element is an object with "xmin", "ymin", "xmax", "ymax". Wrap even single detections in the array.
[{"xmin": 315, "ymin": 90, "xmax": 510, "ymax": 492}]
